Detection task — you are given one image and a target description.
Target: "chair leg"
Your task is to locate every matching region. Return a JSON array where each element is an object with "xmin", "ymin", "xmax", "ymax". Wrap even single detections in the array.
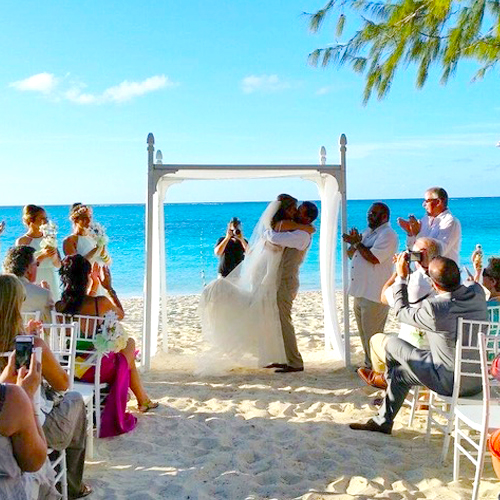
[
  {"xmin": 426, "ymin": 391, "xmax": 435, "ymax": 442},
  {"xmin": 440, "ymin": 403, "xmax": 454, "ymax": 464},
  {"xmin": 61, "ymin": 450, "xmax": 68, "ymax": 500},
  {"xmin": 471, "ymin": 432, "xmax": 488, "ymax": 500},
  {"xmin": 95, "ymin": 386, "xmax": 101, "ymax": 438},
  {"xmin": 86, "ymin": 397, "xmax": 94, "ymax": 459},
  {"xmin": 453, "ymin": 417, "xmax": 461, "ymax": 482},
  {"xmin": 408, "ymin": 386, "xmax": 419, "ymax": 428}
]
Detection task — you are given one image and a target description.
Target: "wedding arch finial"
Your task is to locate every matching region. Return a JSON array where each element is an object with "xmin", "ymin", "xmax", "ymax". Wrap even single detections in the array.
[
  {"xmin": 320, "ymin": 146, "xmax": 327, "ymax": 166},
  {"xmin": 156, "ymin": 150, "xmax": 163, "ymax": 164},
  {"xmin": 147, "ymin": 133, "xmax": 155, "ymax": 146},
  {"xmin": 340, "ymin": 134, "xmax": 347, "ymax": 146}
]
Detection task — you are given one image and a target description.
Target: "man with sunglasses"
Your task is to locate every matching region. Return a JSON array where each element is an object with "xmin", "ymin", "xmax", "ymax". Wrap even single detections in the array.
[
  {"xmin": 398, "ymin": 187, "xmax": 461, "ymax": 264},
  {"xmin": 349, "ymin": 254, "xmax": 487, "ymax": 435},
  {"xmin": 3, "ymin": 245, "xmax": 54, "ymax": 323}
]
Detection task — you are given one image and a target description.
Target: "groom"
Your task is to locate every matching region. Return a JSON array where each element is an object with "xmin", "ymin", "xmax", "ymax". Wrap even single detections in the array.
[{"xmin": 265, "ymin": 196, "xmax": 319, "ymax": 373}]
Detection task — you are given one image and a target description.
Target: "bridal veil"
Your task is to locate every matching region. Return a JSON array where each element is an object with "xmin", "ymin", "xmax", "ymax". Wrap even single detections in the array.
[{"xmin": 197, "ymin": 201, "xmax": 287, "ymax": 374}]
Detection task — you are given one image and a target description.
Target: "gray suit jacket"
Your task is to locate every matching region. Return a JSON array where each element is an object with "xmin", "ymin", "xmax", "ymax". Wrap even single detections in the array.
[
  {"xmin": 20, "ymin": 277, "xmax": 54, "ymax": 324},
  {"xmin": 393, "ymin": 281, "xmax": 487, "ymax": 395}
]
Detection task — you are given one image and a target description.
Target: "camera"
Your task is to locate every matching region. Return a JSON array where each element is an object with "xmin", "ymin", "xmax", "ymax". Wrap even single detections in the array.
[
  {"xmin": 15, "ymin": 335, "xmax": 34, "ymax": 370},
  {"xmin": 406, "ymin": 250, "xmax": 423, "ymax": 263},
  {"xmin": 233, "ymin": 228, "xmax": 241, "ymax": 236}
]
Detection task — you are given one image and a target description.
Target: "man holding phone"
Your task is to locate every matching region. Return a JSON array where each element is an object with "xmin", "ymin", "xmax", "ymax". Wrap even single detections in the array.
[{"xmin": 3, "ymin": 246, "xmax": 54, "ymax": 323}]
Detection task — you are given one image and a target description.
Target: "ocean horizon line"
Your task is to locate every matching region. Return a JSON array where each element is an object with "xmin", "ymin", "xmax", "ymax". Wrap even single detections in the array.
[{"xmin": 1, "ymin": 194, "xmax": 499, "ymax": 209}]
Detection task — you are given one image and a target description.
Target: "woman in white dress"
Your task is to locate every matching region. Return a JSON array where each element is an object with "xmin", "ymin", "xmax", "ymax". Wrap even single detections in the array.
[
  {"xmin": 63, "ymin": 204, "xmax": 111, "ymax": 297},
  {"xmin": 198, "ymin": 196, "xmax": 314, "ymax": 374},
  {"xmin": 16, "ymin": 205, "xmax": 62, "ymax": 301}
]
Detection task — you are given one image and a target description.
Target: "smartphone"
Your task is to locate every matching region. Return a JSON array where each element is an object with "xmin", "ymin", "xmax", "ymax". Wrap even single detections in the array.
[
  {"xmin": 464, "ymin": 266, "xmax": 474, "ymax": 280},
  {"xmin": 15, "ymin": 335, "xmax": 34, "ymax": 370}
]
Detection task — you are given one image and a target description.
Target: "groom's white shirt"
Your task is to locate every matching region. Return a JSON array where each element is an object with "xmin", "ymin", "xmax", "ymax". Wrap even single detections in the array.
[{"xmin": 264, "ymin": 230, "xmax": 310, "ymax": 250}]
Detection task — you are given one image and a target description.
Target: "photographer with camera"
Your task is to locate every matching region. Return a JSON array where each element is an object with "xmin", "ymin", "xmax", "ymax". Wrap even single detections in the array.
[
  {"xmin": 357, "ymin": 237, "xmax": 441, "ymax": 389},
  {"xmin": 214, "ymin": 217, "xmax": 249, "ymax": 277}
]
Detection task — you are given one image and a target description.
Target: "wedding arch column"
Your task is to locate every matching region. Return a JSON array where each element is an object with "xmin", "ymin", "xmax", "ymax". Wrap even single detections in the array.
[{"xmin": 142, "ymin": 133, "xmax": 349, "ymax": 371}]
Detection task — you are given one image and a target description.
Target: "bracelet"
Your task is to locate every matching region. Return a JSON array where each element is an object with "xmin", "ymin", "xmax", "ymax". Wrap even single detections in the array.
[{"xmin": 108, "ymin": 288, "xmax": 117, "ymax": 295}]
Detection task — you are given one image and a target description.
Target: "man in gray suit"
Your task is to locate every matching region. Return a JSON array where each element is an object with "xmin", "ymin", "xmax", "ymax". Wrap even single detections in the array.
[
  {"xmin": 3, "ymin": 246, "xmax": 54, "ymax": 323},
  {"xmin": 350, "ymin": 255, "xmax": 488, "ymax": 434}
]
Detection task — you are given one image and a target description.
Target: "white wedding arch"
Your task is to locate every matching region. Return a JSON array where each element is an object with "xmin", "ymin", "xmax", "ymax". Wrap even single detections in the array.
[{"xmin": 142, "ymin": 133, "xmax": 350, "ymax": 371}]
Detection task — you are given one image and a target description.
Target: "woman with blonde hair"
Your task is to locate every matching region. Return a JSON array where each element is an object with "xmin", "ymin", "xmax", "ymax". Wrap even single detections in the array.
[
  {"xmin": 16, "ymin": 205, "xmax": 61, "ymax": 300},
  {"xmin": 0, "ymin": 274, "xmax": 91, "ymax": 499},
  {"xmin": 63, "ymin": 204, "xmax": 109, "ymax": 264}
]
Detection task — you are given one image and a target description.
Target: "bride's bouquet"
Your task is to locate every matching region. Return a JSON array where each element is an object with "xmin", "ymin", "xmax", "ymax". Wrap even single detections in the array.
[
  {"xmin": 93, "ymin": 311, "xmax": 128, "ymax": 354},
  {"xmin": 89, "ymin": 222, "xmax": 111, "ymax": 265},
  {"xmin": 39, "ymin": 221, "xmax": 58, "ymax": 250}
]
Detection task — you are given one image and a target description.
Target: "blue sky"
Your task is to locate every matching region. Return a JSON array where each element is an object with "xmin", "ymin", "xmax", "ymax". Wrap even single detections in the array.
[{"xmin": 1, "ymin": 0, "xmax": 499, "ymax": 206}]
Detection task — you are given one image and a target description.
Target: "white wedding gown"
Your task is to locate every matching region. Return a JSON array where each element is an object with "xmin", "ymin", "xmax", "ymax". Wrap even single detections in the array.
[{"xmin": 198, "ymin": 201, "xmax": 287, "ymax": 374}]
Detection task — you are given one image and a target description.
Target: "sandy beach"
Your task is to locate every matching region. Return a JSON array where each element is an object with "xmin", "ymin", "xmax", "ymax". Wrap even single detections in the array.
[{"xmin": 83, "ymin": 292, "xmax": 499, "ymax": 499}]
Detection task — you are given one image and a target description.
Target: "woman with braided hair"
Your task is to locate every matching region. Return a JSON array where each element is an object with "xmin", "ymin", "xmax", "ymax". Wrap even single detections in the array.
[{"xmin": 56, "ymin": 255, "xmax": 158, "ymax": 438}]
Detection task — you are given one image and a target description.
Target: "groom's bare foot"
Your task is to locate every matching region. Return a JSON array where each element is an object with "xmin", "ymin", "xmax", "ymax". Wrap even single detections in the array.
[{"xmin": 265, "ymin": 363, "xmax": 287, "ymax": 369}]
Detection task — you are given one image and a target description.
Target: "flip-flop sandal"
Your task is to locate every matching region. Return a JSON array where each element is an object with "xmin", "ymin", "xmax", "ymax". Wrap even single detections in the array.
[{"xmin": 137, "ymin": 400, "xmax": 159, "ymax": 413}]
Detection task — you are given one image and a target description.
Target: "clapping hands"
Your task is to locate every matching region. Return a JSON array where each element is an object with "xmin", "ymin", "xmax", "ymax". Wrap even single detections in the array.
[
  {"xmin": 342, "ymin": 228, "xmax": 362, "ymax": 246},
  {"xmin": 397, "ymin": 215, "xmax": 421, "ymax": 236}
]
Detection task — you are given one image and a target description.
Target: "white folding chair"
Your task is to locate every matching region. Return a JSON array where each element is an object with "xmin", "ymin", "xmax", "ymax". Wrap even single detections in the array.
[
  {"xmin": 52, "ymin": 311, "xmax": 107, "ymax": 440},
  {"xmin": 425, "ymin": 318, "xmax": 489, "ymax": 463},
  {"xmin": 43, "ymin": 321, "xmax": 94, "ymax": 458},
  {"xmin": 453, "ymin": 324, "xmax": 500, "ymax": 500}
]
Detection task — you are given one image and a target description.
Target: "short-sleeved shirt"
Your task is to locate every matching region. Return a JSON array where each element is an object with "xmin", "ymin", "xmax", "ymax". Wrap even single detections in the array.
[
  {"xmin": 217, "ymin": 237, "xmax": 247, "ymax": 277},
  {"xmin": 348, "ymin": 222, "xmax": 399, "ymax": 303}
]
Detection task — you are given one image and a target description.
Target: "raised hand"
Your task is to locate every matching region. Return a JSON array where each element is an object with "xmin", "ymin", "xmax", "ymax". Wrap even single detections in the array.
[{"xmin": 26, "ymin": 320, "xmax": 42, "ymax": 336}]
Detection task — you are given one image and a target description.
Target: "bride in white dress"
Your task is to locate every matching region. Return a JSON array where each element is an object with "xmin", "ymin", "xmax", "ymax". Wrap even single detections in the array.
[
  {"xmin": 16, "ymin": 205, "xmax": 61, "ymax": 300},
  {"xmin": 198, "ymin": 198, "xmax": 305, "ymax": 374}
]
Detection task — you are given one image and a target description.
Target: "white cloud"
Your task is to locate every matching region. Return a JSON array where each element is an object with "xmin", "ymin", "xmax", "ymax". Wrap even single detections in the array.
[
  {"xmin": 10, "ymin": 72, "xmax": 58, "ymax": 94},
  {"xmin": 241, "ymin": 74, "xmax": 291, "ymax": 94},
  {"xmin": 101, "ymin": 76, "xmax": 175, "ymax": 103},
  {"xmin": 316, "ymin": 85, "xmax": 335, "ymax": 95},
  {"xmin": 9, "ymin": 73, "xmax": 177, "ymax": 104}
]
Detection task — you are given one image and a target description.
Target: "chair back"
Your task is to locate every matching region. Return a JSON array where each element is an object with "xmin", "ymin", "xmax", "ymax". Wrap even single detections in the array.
[
  {"xmin": 488, "ymin": 305, "xmax": 500, "ymax": 336},
  {"xmin": 451, "ymin": 319, "xmax": 490, "ymax": 403},
  {"xmin": 52, "ymin": 311, "xmax": 105, "ymax": 385},
  {"xmin": 42, "ymin": 322, "xmax": 78, "ymax": 389},
  {"xmin": 21, "ymin": 310, "xmax": 41, "ymax": 325}
]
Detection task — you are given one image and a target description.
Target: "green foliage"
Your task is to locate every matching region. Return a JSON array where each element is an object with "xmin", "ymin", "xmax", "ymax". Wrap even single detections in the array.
[{"xmin": 307, "ymin": 0, "xmax": 500, "ymax": 102}]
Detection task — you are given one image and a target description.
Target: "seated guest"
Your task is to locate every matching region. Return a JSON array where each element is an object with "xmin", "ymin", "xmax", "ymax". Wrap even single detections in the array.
[
  {"xmin": 481, "ymin": 257, "xmax": 500, "ymax": 305},
  {"xmin": 56, "ymin": 255, "xmax": 158, "ymax": 437},
  {"xmin": 16, "ymin": 205, "xmax": 61, "ymax": 301},
  {"xmin": 358, "ymin": 237, "xmax": 441, "ymax": 389},
  {"xmin": 0, "ymin": 274, "xmax": 91, "ymax": 499},
  {"xmin": 350, "ymin": 256, "xmax": 487, "ymax": 435},
  {"xmin": 3, "ymin": 246, "xmax": 54, "ymax": 324},
  {"xmin": 0, "ymin": 352, "xmax": 49, "ymax": 500}
]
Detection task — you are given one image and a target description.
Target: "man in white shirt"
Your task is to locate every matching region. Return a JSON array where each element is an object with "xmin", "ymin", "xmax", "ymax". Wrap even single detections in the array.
[
  {"xmin": 264, "ymin": 201, "xmax": 318, "ymax": 373},
  {"xmin": 398, "ymin": 186, "xmax": 461, "ymax": 264},
  {"xmin": 343, "ymin": 203, "xmax": 399, "ymax": 369},
  {"xmin": 357, "ymin": 237, "xmax": 440, "ymax": 389},
  {"xmin": 3, "ymin": 246, "xmax": 54, "ymax": 323}
]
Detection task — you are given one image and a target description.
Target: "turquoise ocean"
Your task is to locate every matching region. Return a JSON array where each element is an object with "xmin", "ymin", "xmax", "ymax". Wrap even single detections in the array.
[{"xmin": 0, "ymin": 198, "xmax": 497, "ymax": 297}]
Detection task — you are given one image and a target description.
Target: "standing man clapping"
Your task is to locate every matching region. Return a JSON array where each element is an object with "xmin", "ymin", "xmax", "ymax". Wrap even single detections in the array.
[{"xmin": 343, "ymin": 203, "xmax": 398, "ymax": 370}]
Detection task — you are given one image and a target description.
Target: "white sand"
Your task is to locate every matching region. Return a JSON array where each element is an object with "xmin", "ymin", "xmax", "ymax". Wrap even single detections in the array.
[{"xmin": 84, "ymin": 292, "xmax": 499, "ymax": 499}]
